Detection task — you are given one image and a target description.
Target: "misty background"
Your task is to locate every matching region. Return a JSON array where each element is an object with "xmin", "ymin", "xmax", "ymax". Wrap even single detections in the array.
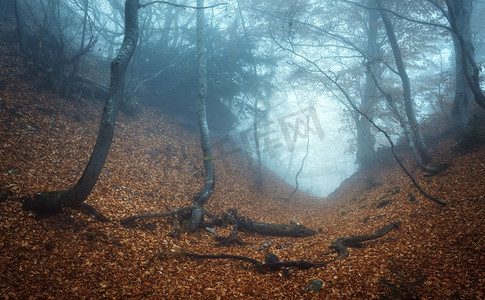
[{"xmin": 7, "ymin": 0, "xmax": 485, "ymax": 197}]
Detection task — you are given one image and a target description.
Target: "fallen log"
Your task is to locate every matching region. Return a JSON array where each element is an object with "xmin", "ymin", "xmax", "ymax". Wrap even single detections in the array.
[
  {"xmin": 121, "ymin": 207, "xmax": 318, "ymax": 238},
  {"xmin": 221, "ymin": 208, "xmax": 318, "ymax": 237},
  {"xmin": 241, "ymin": 222, "xmax": 318, "ymax": 237}
]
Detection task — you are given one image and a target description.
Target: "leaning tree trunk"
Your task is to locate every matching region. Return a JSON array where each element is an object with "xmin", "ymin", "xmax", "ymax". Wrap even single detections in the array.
[
  {"xmin": 375, "ymin": 0, "xmax": 431, "ymax": 164},
  {"xmin": 23, "ymin": 0, "xmax": 140, "ymax": 214},
  {"xmin": 186, "ymin": 0, "xmax": 215, "ymax": 231}
]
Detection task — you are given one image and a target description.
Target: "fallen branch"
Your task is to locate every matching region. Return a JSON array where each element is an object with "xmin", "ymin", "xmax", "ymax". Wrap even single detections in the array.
[
  {"xmin": 139, "ymin": 1, "xmax": 228, "ymax": 9},
  {"xmin": 184, "ymin": 252, "xmax": 326, "ymax": 273},
  {"xmin": 242, "ymin": 222, "xmax": 318, "ymax": 237},
  {"xmin": 272, "ymin": 36, "xmax": 447, "ymax": 207},
  {"xmin": 120, "ymin": 206, "xmax": 191, "ymax": 227},
  {"xmin": 330, "ymin": 221, "xmax": 402, "ymax": 260}
]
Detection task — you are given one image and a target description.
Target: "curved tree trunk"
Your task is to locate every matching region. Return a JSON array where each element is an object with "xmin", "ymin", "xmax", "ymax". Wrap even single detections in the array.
[
  {"xmin": 375, "ymin": 0, "xmax": 431, "ymax": 164},
  {"xmin": 186, "ymin": 0, "xmax": 215, "ymax": 231},
  {"xmin": 23, "ymin": 0, "xmax": 140, "ymax": 214}
]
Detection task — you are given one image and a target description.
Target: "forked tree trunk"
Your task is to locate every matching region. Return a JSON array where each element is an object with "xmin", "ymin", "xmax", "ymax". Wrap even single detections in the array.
[
  {"xmin": 23, "ymin": 0, "xmax": 140, "ymax": 214},
  {"xmin": 186, "ymin": 0, "xmax": 215, "ymax": 231}
]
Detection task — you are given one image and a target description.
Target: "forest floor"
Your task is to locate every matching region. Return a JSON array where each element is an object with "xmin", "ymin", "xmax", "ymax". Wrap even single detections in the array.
[{"xmin": 1, "ymin": 25, "xmax": 484, "ymax": 299}]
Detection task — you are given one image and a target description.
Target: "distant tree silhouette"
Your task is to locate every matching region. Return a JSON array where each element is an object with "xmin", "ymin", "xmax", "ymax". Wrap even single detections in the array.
[{"xmin": 13, "ymin": 0, "xmax": 97, "ymax": 97}]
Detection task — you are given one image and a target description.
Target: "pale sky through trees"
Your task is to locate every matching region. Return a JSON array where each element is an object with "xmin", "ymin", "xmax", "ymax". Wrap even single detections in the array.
[{"xmin": 10, "ymin": 0, "xmax": 485, "ymax": 196}]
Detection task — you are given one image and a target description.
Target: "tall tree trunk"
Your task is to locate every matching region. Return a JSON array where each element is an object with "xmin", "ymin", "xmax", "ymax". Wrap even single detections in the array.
[
  {"xmin": 445, "ymin": 0, "xmax": 485, "ymax": 110},
  {"xmin": 356, "ymin": 0, "xmax": 379, "ymax": 171},
  {"xmin": 446, "ymin": 0, "xmax": 477, "ymax": 143},
  {"xmin": 13, "ymin": 0, "xmax": 31, "ymax": 57},
  {"xmin": 236, "ymin": 0, "xmax": 262, "ymax": 188},
  {"xmin": 159, "ymin": 5, "xmax": 174, "ymax": 46},
  {"xmin": 375, "ymin": 0, "xmax": 431, "ymax": 164},
  {"xmin": 186, "ymin": 0, "xmax": 215, "ymax": 231},
  {"xmin": 23, "ymin": 0, "xmax": 140, "ymax": 213}
]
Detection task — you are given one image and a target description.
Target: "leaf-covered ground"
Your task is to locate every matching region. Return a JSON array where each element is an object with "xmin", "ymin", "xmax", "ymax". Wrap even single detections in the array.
[{"xmin": 1, "ymin": 25, "xmax": 484, "ymax": 299}]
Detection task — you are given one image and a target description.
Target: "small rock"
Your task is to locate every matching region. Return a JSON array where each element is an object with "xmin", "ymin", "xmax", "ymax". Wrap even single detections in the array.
[
  {"xmin": 205, "ymin": 227, "xmax": 216, "ymax": 234},
  {"xmin": 8, "ymin": 168, "xmax": 19, "ymax": 175},
  {"xmin": 303, "ymin": 278, "xmax": 324, "ymax": 293},
  {"xmin": 261, "ymin": 239, "xmax": 272, "ymax": 248}
]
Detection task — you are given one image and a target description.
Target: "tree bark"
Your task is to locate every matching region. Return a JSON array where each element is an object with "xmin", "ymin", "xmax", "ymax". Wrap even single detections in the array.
[
  {"xmin": 366, "ymin": 63, "xmax": 440, "ymax": 174},
  {"xmin": 65, "ymin": 0, "xmax": 139, "ymax": 206},
  {"xmin": 241, "ymin": 222, "xmax": 317, "ymax": 237},
  {"xmin": 445, "ymin": 0, "xmax": 485, "ymax": 110},
  {"xmin": 219, "ymin": 208, "xmax": 318, "ymax": 237},
  {"xmin": 236, "ymin": 0, "xmax": 262, "ymax": 188},
  {"xmin": 356, "ymin": 0, "xmax": 380, "ymax": 171},
  {"xmin": 375, "ymin": 0, "xmax": 431, "ymax": 164},
  {"xmin": 23, "ymin": 0, "xmax": 140, "ymax": 214},
  {"xmin": 446, "ymin": 0, "xmax": 479, "ymax": 144},
  {"xmin": 186, "ymin": 0, "xmax": 215, "ymax": 231}
]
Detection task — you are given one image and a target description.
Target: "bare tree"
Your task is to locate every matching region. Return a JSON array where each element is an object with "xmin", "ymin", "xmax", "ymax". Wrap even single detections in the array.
[
  {"xmin": 442, "ymin": 0, "xmax": 485, "ymax": 146},
  {"xmin": 375, "ymin": 0, "xmax": 432, "ymax": 165},
  {"xmin": 14, "ymin": 0, "xmax": 97, "ymax": 97},
  {"xmin": 23, "ymin": 0, "xmax": 140, "ymax": 216},
  {"xmin": 186, "ymin": 0, "xmax": 215, "ymax": 231},
  {"xmin": 356, "ymin": 0, "xmax": 380, "ymax": 171},
  {"xmin": 236, "ymin": 0, "xmax": 263, "ymax": 188}
]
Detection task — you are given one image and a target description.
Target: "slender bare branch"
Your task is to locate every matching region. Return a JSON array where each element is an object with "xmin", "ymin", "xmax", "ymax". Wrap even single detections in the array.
[
  {"xmin": 340, "ymin": 0, "xmax": 452, "ymax": 32},
  {"xmin": 139, "ymin": 1, "xmax": 227, "ymax": 9},
  {"xmin": 272, "ymin": 36, "xmax": 447, "ymax": 206}
]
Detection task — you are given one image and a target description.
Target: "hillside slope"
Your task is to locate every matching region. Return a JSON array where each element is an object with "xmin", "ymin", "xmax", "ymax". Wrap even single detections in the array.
[{"xmin": 1, "ymin": 25, "xmax": 484, "ymax": 299}]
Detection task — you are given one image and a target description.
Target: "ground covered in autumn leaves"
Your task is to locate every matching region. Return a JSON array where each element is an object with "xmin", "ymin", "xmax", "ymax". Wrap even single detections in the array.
[{"xmin": 1, "ymin": 24, "xmax": 484, "ymax": 299}]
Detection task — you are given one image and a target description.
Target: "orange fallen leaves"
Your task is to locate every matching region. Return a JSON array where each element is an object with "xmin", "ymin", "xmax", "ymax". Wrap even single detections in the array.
[{"xmin": 0, "ymin": 24, "xmax": 484, "ymax": 299}]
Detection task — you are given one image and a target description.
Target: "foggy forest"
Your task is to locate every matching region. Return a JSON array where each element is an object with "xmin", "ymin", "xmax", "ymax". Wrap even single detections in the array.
[{"xmin": 0, "ymin": 0, "xmax": 484, "ymax": 298}]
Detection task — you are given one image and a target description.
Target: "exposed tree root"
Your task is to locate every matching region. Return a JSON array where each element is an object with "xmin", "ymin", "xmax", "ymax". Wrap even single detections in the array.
[
  {"xmin": 120, "ymin": 206, "xmax": 192, "ymax": 227},
  {"xmin": 78, "ymin": 203, "xmax": 110, "ymax": 222},
  {"xmin": 185, "ymin": 221, "xmax": 401, "ymax": 273},
  {"xmin": 184, "ymin": 252, "xmax": 326, "ymax": 273},
  {"xmin": 330, "ymin": 221, "xmax": 402, "ymax": 260},
  {"xmin": 121, "ymin": 207, "xmax": 318, "ymax": 237},
  {"xmin": 219, "ymin": 208, "xmax": 318, "ymax": 237},
  {"xmin": 22, "ymin": 192, "xmax": 109, "ymax": 221},
  {"xmin": 214, "ymin": 230, "xmax": 251, "ymax": 247}
]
